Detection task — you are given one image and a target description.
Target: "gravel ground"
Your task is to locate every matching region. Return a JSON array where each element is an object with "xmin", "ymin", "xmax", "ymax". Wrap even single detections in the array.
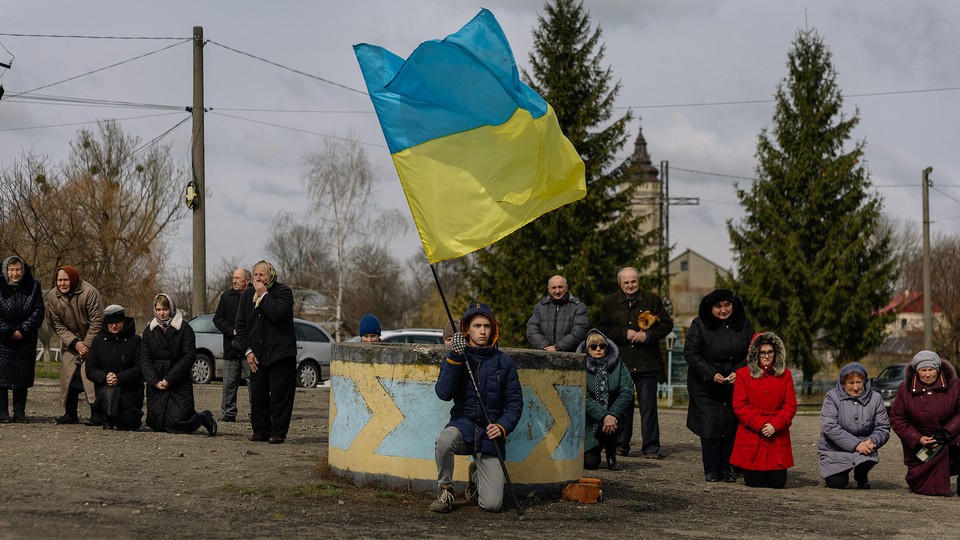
[{"xmin": 0, "ymin": 379, "xmax": 955, "ymax": 539}]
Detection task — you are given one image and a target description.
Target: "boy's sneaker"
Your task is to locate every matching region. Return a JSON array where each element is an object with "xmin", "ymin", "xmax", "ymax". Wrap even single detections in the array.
[
  {"xmin": 464, "ymin": 462, "xmax": 478, "ymax": 504},
  {"xmin": 428, "ymin": 484, "xmax": 455, "ymax": 513}
]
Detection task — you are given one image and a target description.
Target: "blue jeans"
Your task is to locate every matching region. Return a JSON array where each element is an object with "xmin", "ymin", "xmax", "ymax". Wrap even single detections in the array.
[{"xmin": 617, "ymin": 372, "xmax": 660, "ymax": 455}]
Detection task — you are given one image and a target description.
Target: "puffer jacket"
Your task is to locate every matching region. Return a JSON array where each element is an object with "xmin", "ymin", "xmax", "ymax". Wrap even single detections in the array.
[
  {"xmin": 730, "ymin": 332, "xmax": 797, "ymax": 472},
  {"xmin": 141, "ymin": 311, "xmax": 201, "ymax": 433},
  {"xmin": 0, "ymin": 257, "xmax": 45, "ymax": 389},
  {"xmin": 526, "ymin": 293, "xmax": 589, "ymax": 352},
  {"xmin": 436, "ymin": 303, "xmax": 523, "ymax": 457},
  {"xmin": 818, "ymin": 362, "xmax": 890, "ymax": 478},
  {"xmin": 85, "ymin": 315, "xmax": 144, "ymax": 430},
  {"xmin": 577, "ymin": 330, "xmax": 633, "ymax": 452}
]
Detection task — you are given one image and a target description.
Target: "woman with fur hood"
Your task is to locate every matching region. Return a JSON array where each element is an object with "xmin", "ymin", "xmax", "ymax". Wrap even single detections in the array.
[
  {"xmin": 889, "ymin": 350, "xmax": 960, "ymax": 496},
  {"xmin": 577, "ymin": 329, "xmax": 634, "ymax": 471},
  {"xmin": 684, "ymin": 289, "xmax": 754, "ymax": 482},
  {"xmin": 818, "ymin": 362, "xmax": 890, "ymax": 489},
  {"xmin": 140, "ymin": 293, "xmax": 217, "ymax": 436},
  {"xmin": 730, "ymin": 332, "xmax": 797, "ymax": 488}
]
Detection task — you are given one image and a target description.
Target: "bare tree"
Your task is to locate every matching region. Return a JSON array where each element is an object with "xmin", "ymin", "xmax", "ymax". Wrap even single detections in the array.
[
  {"xmin": 298, "ymin": 136, "xmax": 407, "ymax": 341},
  {"xmin": 0, "ymin": 120, "xmax": 186, "ymax": 312}
]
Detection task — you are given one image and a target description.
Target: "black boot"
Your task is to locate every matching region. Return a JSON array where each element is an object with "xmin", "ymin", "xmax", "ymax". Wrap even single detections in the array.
[
  {"xmin": 606, "ymin": 454, "xmax": 622, "ymax": 471},
  {"xmin": 11, "ymin": 388, "xmax": 28, "ymax": 423},
  {"xmin": 56, "ymin": 391, "xmax": 80, "ymax": 425},
  {"xmin": 0, "ymin": 390, "xmax": 9, "ymax": 423},
  {"xmin": 85, "ymin": 404, "xmax": 104, "ymax": 426},
  {"xmin": 199, "ymin": 410, "xmax": 218, "ymax": 437}
]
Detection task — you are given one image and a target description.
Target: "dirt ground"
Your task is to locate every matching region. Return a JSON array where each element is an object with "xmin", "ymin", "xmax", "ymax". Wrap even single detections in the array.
[{"xmin": 0, "ymin": 379, "xmax": 955, "ymax": 539}]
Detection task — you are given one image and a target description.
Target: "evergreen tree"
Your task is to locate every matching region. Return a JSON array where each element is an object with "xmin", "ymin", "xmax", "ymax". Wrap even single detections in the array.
[
  {"xmin": 721, "ymin": 30, "xmax": 894, "ymax": 382},
  {"xmin": 463, "ymin": 0, "xmax": 658, "ymax": 345}
]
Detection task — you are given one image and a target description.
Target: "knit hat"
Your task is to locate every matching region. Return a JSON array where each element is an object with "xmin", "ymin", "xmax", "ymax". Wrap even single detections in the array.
[
  {"xmin": 838, "ymin": 362, "xmax": 868, "ymax": 383},
  {"xmin": 359, "ymin": 314, "xmax": 381, "ymax": 336},
  {"xmin": 103, "ymin": 304, "xmax": 126, "ymax": 324},
  {"xmin": 911, "ymin": 350, "xmax": 942, "ymax": 373}
]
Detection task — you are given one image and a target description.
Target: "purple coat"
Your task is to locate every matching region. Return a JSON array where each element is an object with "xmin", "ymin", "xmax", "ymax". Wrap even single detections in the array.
[
  {"xmin": 818, "ymin": 374, "xmax": 890, "ymax": 478},
  {"xmin": 889, "ymin": 361, "xmax": 960, "ymax": 496}
]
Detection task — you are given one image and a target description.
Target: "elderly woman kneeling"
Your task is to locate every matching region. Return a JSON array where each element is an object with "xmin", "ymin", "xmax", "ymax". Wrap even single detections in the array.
[
  {"xmin": 818, "ymin": 362, "xmax": 890, "ymax": 489},
  {"xmin": 890, "ymin": 351, "xmax": 960, "ymax": 496}
]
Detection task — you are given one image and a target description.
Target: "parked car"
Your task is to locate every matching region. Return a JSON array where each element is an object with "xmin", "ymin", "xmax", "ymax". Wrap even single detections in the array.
[
  {"xmin": 346, "ymin": 328, "xmax": 445, "ymax": 344},
  {"xmin": 187, "ymin": 314, "xmax": 333, "ymax": 388},
  {"xmin": 872, "ymin": 363, "xmax": 906, "ymax": 409}
]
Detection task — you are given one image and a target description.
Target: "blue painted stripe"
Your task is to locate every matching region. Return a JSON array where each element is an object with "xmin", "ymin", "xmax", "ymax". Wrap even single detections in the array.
[
  {"xmin": 376, "ymin": 379, "xmax": 449, "ymax": 459},
  {"xmin": 507, "ymin": 385, "xmax": 551, "ymax": 462},
  {"xmin": 552, "ymin": 385, "xmax": 585, "ymax": 461},
  {"xmin": 330, "ymin": 376, "xmax": 372, "ymax": 450}
]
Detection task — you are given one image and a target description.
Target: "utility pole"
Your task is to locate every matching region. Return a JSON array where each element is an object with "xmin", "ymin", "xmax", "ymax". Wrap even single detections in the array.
[
  {"xmin": 191, "ymin": 26, "xmax": 207, "ymax": 316},
  {"xmin": 922, "ymin": 166, "xmax": 933, "ymax": 350},
  {"xmin": 658, "ymin": 160, "xmax": 699, "ymax": 308}
]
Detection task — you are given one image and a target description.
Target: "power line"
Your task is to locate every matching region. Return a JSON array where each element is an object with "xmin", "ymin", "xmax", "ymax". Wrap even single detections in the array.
[
  {"xmin": 0, "ymin": 32, "xmax": 188, "ymax": 40},
  {"xmin": 208, "ymin": 111, "xmax": 387, "ymax": 148},
  {"xmin": 10, "ymin": 39, "xmax": 191, "ymax": 98},
  {"xmin": 206, "ymin": 40, "xmax": 368, "ymax": 96},
  {"xmin": 7, "ymin": 92, "xmax": 184, "ymax": 111},
  {"xmin": 0, "ymin": 111, "xmax": 187, "ymax": 133},
  {"xmin": 213, "ymin": 107, "xmax": 374, "ymax": 114},
  {"xmin": 671, "ymin": 166, "xmax": 755, "ymax": 182},
  {"xmin": 616, "ymin": 86, "xmax": 960, "ymax": 110},
  {"xmin": 132, "ymin": 115, "xmax": 192, "ymax": 157},
  {"xmin": 930, "ymin": 186, "xmax": 960, "ymax": 206}
]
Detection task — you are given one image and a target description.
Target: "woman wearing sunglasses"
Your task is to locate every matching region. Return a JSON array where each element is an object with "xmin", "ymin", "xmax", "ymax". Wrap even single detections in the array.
[{"xmin": 577, "ymin": 329, "xmax": 634, "ymax": 471}]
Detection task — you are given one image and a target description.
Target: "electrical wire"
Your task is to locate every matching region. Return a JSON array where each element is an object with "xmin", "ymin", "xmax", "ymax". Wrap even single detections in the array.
[
  {"xmin": 208, "ymin": 111, "xmax": 386, "ymax": 148},
  {"xmin": 0, "ymin": 32, "xmax": 187, "ymax": 40},
  {"xmin": 9, "ymin": 39, "xmax": 191, "ymax": 98},
  {"xmin": 7, "ymin": 92, "xmax": 184, "ymax": 111},
  {"xmin": 206, "ymin": 40, "xmax": 368, "ymax": 96},
  {"xmin": 132, "ymin": 115, "xmax": 192, "ymax": 157},
  {"xmin": 0, "ymin": 111, "xmax": 187, "ymax": 133}
]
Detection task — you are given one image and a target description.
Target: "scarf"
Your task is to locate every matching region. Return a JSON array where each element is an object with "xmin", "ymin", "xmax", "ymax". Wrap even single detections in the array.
[
  {"xmin": 154, "ymin": 293, "xmax": 176, "ymax": 331},
  {"xmin": 252, "ymin": 260, "xmax": 277, "ymax": 307},
  {"xmin": 588, "ymin": 355, "xmax": 610, "ymax": 436}
]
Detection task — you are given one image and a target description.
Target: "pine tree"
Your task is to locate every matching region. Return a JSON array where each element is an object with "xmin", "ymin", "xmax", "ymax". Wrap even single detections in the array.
[
  {"xmin": 463, "ymin": 0, "xmax": 659, "ymax": 346},
  {"xmin": 722, "ymin": 30, "xmax": 895, "ymax": 382}
]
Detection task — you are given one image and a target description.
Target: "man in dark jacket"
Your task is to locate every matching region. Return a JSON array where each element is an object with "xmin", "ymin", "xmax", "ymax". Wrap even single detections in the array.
[
  {"xmin": 526, "ymin": 275, "xmax": 589, "ymax": 352},
  {"xmin": 598, "ymin": 267, "xmax": 673, "ymax": 459},
  {"xmin": 429, "ymin": 303, "xmax": 523, "ymax": 514},
  {"xmin": 214, "ymin": 267, "xmax": 251, "ymax": 422},
  {"xmin": 235, "ymin": 260, "xmax": 297, "ymax": 444}
]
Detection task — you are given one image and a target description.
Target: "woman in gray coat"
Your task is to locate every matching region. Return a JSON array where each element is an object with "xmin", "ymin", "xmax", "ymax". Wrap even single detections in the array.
[{"xmin": 818, "ymin": 362, "xmax": 890, "ymax": 489}]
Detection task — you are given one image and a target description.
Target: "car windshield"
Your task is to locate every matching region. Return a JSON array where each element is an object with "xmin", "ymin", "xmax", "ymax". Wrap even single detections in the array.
[{"xmin": 875, "ymin": 365, "xmax": 904, "ymax": 381}]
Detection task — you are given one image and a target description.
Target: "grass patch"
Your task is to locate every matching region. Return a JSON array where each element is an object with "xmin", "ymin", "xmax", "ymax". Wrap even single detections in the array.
[
  {"xmin": 221, "ymin": 482, "xmax": 276, "ymax": 498},
  {"xmin": 285, "ymin": 483, "xmax": 345, "ymax": 499},
  {"xmin": 373, "ymin": 491, "xmax": 408, "ymax": 501},
  {"xmin": 36, "ymin": 361, "xmax": 59, "ymax": 379}
]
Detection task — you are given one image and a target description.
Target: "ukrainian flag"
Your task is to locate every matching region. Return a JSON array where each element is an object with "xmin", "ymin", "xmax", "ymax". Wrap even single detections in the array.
[{"xmin": 354, "ymin": 9, "xmax": 586, "ymax": 264}]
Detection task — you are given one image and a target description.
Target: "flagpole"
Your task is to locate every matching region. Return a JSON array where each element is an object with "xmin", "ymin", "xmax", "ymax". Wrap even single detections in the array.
[{"xmin": 430, "ymin": 264, "xmax": 524, "ymax": 520}]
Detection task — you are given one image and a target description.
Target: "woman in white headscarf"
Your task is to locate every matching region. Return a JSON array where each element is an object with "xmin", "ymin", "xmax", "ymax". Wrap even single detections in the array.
[{"xmin": 140, "ymin": 293, "xmax": 217, "ymax": 436}]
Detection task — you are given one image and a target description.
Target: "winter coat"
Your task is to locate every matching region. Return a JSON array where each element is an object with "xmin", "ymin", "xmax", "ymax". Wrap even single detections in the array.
[
  {"xmin": 730, "ymin": 333, "xmax": 797, "ymax": 472},
  {"xmin": 140, "ymin": 311, "xmax": 201, "ymax": 433},
  {"xmin": 684, "ymin": 290, "xmax": 754, "ymax": 439},
  {"xmin": 85, "ymin": 316, "xmax": 144, "ymax": 430},
  {"xmin": 0, "ymin": 257, "xmax": 45, "ymax": 389},
  {"xmin": 213, "ymin": 288, "xmax": 243, "ymax": 360},
  {"xmin": 436, "ymin": 303, "xmax": 523, "ymax": 457},
  {"xmin": 889, "ymin": 361, "xmax": 960, "ymax": 496},
  {"xmin": 45, "ymin": 279, "xmax": 103, "ymax": 406},
  {"xmin": 818, "ymin": 363, "xmax": 890, "ymax": 478},
  {"xmin": 597, "ymin": 290, "xmax": 673, "ymax": 374},
  {"xmin": 577, "ymin": 332, "xmax": 634, "ymax": 453},
  {"xmin": 235, "ymin": 282, "xmax": 297, "ymax": 367},
  {"xmin": 526, "ymin": 293, "xmax": 589, "ymax": 352}
]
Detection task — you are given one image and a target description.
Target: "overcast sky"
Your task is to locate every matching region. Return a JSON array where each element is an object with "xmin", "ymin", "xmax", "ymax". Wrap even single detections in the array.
[{"xmin": 2, "ymin": 1, "xmax": 957, "ymax": 282}]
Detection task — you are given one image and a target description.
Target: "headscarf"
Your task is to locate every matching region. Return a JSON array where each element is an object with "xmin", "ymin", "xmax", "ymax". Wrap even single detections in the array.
[
  {"xmin": 252, "ymin": 260, "xmax": 277, "ymax": 307},
  {"xmin": 54, "ymin": 266, "xmax": 81, "ymax": 293},
  {"xmin": 910, "ymin": 350, "xmax": 942, "ymax": 374},
  {"xmin": 2, "ymin": 255, "xmax": 24, "ymax": 286},
  {"xmin": 153, "ymin": 293, "xmax": 176, "ymax": 330}
]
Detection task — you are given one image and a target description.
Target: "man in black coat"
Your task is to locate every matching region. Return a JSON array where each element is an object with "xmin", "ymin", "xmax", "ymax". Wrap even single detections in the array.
[
  {"xmin": 597, "ymin": 267, "xmax": 673, "ymax": 459},
  {"xmin": 214, "ymin": 267, "xmax": 251, "ymax": 422},
  {"xmin": 235, "ymin": 260, "xmax": 297, "ymax": 444}
]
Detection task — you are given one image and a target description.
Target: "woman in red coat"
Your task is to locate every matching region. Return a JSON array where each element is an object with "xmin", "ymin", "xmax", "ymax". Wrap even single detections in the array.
[
  {"xmin": 889, "ymin": 350, "xmax": 960, "ymax": 496},
  {"xmin": 730, "ymin": 332, "xmax": 797, "ymax": 488}
]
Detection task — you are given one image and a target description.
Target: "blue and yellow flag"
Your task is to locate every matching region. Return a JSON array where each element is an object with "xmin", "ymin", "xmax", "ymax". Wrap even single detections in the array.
[{"xmin": 354, "ymin": 9, "xmax": 586, "ymax": 264}]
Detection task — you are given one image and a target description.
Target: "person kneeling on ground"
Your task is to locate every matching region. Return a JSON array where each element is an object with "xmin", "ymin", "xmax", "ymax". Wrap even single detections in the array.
[
  {"xmin": 430, "ymin": 303, "xmax": 523, "ymax": 513},
  {"xmin": 84, "ymin": 304, "xmax": 144, "ymax": 431},
  {"xmin": 818, "ymin": 362, "xmax": 889, "ymax": 489},
  {"xmin": 578, "ymin": 329, "xmax": 633, "ymax": 471}
]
